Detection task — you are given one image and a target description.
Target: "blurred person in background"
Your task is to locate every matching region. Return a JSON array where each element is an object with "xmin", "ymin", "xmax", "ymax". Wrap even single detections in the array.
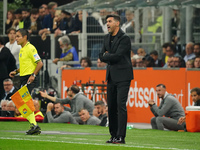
[
  {"xmin": 33, "ymin": 100, "xmax": 44, "ymax": 119},
  {"xmin": 12, "ymin": 8, "xmax": 23, "ymax": 30},
  {"xmin": 79, "ymin": 108, "xmax": 101, "ymax": 125},
  {"xmin": 194, "ymin": 57, "xmax": 200, "ymax": 68},
  {"xmin": 121, "ymin": 10, "xmax": 134, "ymax": 33},
  {"xmin": 163, "ymin": 56, "xmax": 174, "ymax": 68},
  {"xmin": 5, "ymin": 28, "xmax": 21, "ymax": 68},
  {"xmin": 186, "ymin": 59, "xmax": 194, "ymax": 68},
  {"xmin": 149, "ymin": 50, "xmax": 163, "ymax": 67},
  {"xmin": 183, "ymin": 42, "xmax": 196, "ymax": 63},
  {"xmin": 93, "ymin": 101, "xmax": 107, "ymax": 126},
  {"xmin": 80, "ymin": 57, "xmax": 92, "ymax": 68},
  {"xmin": 0, "ymin": 100, "xmax": 9, "ymax": 111},
  {"xmin": 2, "ymin": 78, "xmax": 18, "ymax": 100},
  {"xmin": 5, "ymin": 10, "xmax": 15, "ymax": 33},
  {"xmin": 0, "ymin": 37, "xmax": 16, "ymax": 100},
  {"xmin": 97, "ymin": 58, "xmax": 107, "ymax": 68},
  {"xmin": 194, "ymin": 43, "xmax": 200, "ymax": 57}
]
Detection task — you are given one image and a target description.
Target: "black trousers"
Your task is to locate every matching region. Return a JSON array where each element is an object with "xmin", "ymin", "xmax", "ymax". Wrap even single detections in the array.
[
  {"xmin": 107, "ymin": 78, "xmax": 131, "ymax": 138},
  {"xmin": 20, "ymin": 75, "xmax": 38, "ymax": 94}
]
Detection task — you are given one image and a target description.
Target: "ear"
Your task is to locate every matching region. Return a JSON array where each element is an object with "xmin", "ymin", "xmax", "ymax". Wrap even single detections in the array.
[{"xmin": 116, "ymin": 21, "xmax": 120, "ymax": 27}]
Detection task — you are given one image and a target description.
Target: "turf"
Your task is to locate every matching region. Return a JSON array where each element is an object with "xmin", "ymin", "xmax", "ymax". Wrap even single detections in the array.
[{"xmin": 0, "ymin": 121, "xmax": 199, "ymax": 150}]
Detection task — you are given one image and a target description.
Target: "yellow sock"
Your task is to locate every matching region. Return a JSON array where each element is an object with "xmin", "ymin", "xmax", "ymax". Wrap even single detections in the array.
[{"xmin": 26, "ymin": 112, "xmax": 37, "ymax": 125}]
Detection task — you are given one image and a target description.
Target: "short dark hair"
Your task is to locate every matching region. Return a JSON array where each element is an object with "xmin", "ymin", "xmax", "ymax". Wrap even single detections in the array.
[
  {"xmin": 195, "ymin": 56, "xmax": 200, "ymax": 61},
  {"xmin": 106, "ymin": 14, "xmax": 121, "ymax": 23},
  {"xmin": 68, "ymin": 85, "xmax": 80, "ymax": 94},
  {"xmin": 194, "ymin": 43, "xmax": 200, "ymax": 47},
  {"xmin": 61, "ymin": 10, "xmax": 71, "ymax": 16},
  {"xmin": 80, "ymin": 57, "xmax": 92, "ymax": 67},
  {"xmin": 14, "ymin": 8, "xmax": 22, "ymax": 14},
  {"xmin": 150, "ymin": 50, "xmax": 158, "ymax": 56},
  {"xmin": 94, "ymin": 101, "xmax": 105, "ymax": 106},
  {"xmin": 167, "ymin": 43, "xmax": 176, "ymax": 53},
  {"xmin": 174, "ymin": 56, "xmax": 182, "ymax": 62},
  {"xmin": 79, "ymin": 108, "xmax": 87, "ymax": 113},
  {"xmin": 7, "ymin": 27, "xmax": 16, "ymax": 34},
  {"xmin": 156, "ymin": 84, "xmax": 166, "ymax": 89},
  {"xmin": 162, "ymin": 42, "xmax": 170, "ymax": 48},
  {"xmin": 54, "ymin": 102, "xmax": 64, "ymax": 107},
  {"xmin": 16, "ymin": 29, "xmax": 30, "ymax": 40},
  {"xmin": 30, "ymin": 8, "xmax": 39, "ymax": 15},
  {"xmin": 191, "ymin": 87, "xmax": 200, "ymax": 95}
]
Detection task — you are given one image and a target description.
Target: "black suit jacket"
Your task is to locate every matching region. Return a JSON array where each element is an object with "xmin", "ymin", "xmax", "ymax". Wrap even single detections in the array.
[
  {"xmin": 3, "ymin": 87, "xmax": 18, "ymax": 100},
  {"xmin": 0, "ymin": 47, "xmax": 12, "ymax": 79},
  {"xmin": 99, "ymin": 29, "xmax": 133, "ymax": 82}
]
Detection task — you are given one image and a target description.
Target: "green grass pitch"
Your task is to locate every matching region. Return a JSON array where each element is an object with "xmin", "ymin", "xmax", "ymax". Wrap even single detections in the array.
[{"xmin": 0, "ymin": 121, "xmax": 199, "ymax": 150}]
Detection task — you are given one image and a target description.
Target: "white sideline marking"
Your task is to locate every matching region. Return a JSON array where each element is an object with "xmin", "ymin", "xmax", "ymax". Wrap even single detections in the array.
[{"xmin": 0, "ymin": 137, "xmax": 190, "ymax": 150}]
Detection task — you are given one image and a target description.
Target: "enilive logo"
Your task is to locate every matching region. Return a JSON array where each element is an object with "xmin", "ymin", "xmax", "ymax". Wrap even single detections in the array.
[
  {"xmin": 127, "ymin": 81, "xmax": 184, "ymax": 108},
  {"xmin": 23, "ymin": 108, "xmax": 28, "ymax": 114},
  {"xmin": 22, "ymin": 91, "xmax": 29, "ymax": 98}
]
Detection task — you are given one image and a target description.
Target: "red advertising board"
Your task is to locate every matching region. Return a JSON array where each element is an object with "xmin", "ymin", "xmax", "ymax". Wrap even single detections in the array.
[{"xmin": 61, "ymin": 68, "xmax": 200, "ymax": 123}]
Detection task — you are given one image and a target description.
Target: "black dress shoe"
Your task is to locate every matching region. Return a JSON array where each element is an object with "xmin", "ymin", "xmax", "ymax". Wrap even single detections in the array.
[
  {"xmin": 113, "ymin": 137, "xmax": 125, "ymax": 144},
  {"xmin": 106, "ymin": 137, "xmax": 116, "ymax": 143}
]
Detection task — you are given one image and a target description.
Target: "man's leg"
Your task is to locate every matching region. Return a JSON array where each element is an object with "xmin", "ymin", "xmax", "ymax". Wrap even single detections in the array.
[
  {"xmin": 156, "ymin": 117, "xmax": 184, "ymax": 131},
  {"xmin": 116, "ymin": 80, "xmax": 131, "ymax": 138},
  {"xmin": 151, "ymin": 117, "xmax": 158, "ymax": 129},
  {"xmin": 107, "ymin": 79, "xmax": 118, "ymax": 138}
]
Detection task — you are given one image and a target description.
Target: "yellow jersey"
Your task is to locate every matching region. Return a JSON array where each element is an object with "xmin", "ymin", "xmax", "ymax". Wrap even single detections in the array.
[{"xmin": 19, "ymin": 42, "xmax": 41, "ymax": 76}]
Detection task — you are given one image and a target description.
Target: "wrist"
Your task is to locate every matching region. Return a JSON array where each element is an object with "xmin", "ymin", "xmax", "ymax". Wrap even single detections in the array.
[
  {"xmin": 149, "ymin": 103, "xmax": 155, "ymax": 107},
  {"xmin": 14, "ymin": 69, "xmax": 19, "ymax": 74},
  {"xmin": 31, "ymin": 73, "xmax": 36, "ymax": 77}
]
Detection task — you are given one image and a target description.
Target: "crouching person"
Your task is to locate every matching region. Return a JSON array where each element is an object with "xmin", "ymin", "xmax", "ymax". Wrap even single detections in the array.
[
  {"xmin": 79, "ymin": 109, "xmax": 101, "ymax": 125},
  {"xmin": 148, "ymin": 84, "xmax": 185, "ymax": 131},
  {"xmin": 45, "ymin": 102, "xmax": 78, "ymax": 124}
]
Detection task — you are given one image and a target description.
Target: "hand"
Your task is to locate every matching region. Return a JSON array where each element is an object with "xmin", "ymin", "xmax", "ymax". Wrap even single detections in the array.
[
  {"xmin": 148, "ymin": 100, "xmax": 155, "ymax": 106},
  {"xmin": 47, "ymin": 102, "xmax": 54, "ymax": 112},
  {"xmin": 27, "ymin": 75, "xmax": 35, "ymax": 84},
  {"xmin": 60, "ymin": 65, "xmax": 67, "ymax": 70},
  {"xmin": 6, "ymin": 19, "xmax": 11, "ymax": 24},
  {"xmin": 39, "ymin": 90, "xmax": 48, "ymax": 98},
  {"xmin": 177, "ymin": 116, "xmax": 186, "ymax": 125},
  {"xmin": 13, "ymin": 19, "xmax": 19, "ymax": 26},
  {"xmin": 93, "ymin": 108, "xmax": 100, "ymax": 117},
  {"xmin": 53, "ymin": 58, "xmax": 60, "ymax": 64},
  {"xmin": 9, "ymin": 71, "xmax": 16, "ymax": 78}
]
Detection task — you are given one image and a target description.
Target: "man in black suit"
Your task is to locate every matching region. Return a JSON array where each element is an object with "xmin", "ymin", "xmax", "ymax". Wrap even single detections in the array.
[
  {"xmin": 2, "ymin": 78, "xmax": 18, "ymax": 100},
  {"xmin": 0, "ymin": 37, "xmax": 16, "ymax": 100},
  {"xmin": 99, "ymin": 14, "xmax": 133, "ymax": 144}
]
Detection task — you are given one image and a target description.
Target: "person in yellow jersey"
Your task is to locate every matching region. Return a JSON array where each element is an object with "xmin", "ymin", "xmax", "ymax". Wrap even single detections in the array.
[{"xmin": 9, "ymin": 29, "xmax": 43, "ymax": 135}]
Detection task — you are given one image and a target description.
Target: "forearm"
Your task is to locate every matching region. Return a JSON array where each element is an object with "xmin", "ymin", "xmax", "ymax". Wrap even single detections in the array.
[
  {"xmin": 34, "ymin": 61, "xmax": 43, "ymax": 75},
  {"xmin": 46, "ymin": 94, "xmax": 56, "ymax": 102},
  {"xmin": 46, "ymin": 111, "xmax": 55, "ymax": 123},
  {"xmin": 102, "ymin": 53, "xmax": 122, "ymax": 63},
  {"xmin": 55, "ymin": 98, "xmax": 70, "ymax": 104},
  {"xmin": 60, "ymin": 53, "xmax": 73, "ymax": 61},
  {"xmin": 151, "ymin": 103, "xmax": 171, "ymax": 116}
]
